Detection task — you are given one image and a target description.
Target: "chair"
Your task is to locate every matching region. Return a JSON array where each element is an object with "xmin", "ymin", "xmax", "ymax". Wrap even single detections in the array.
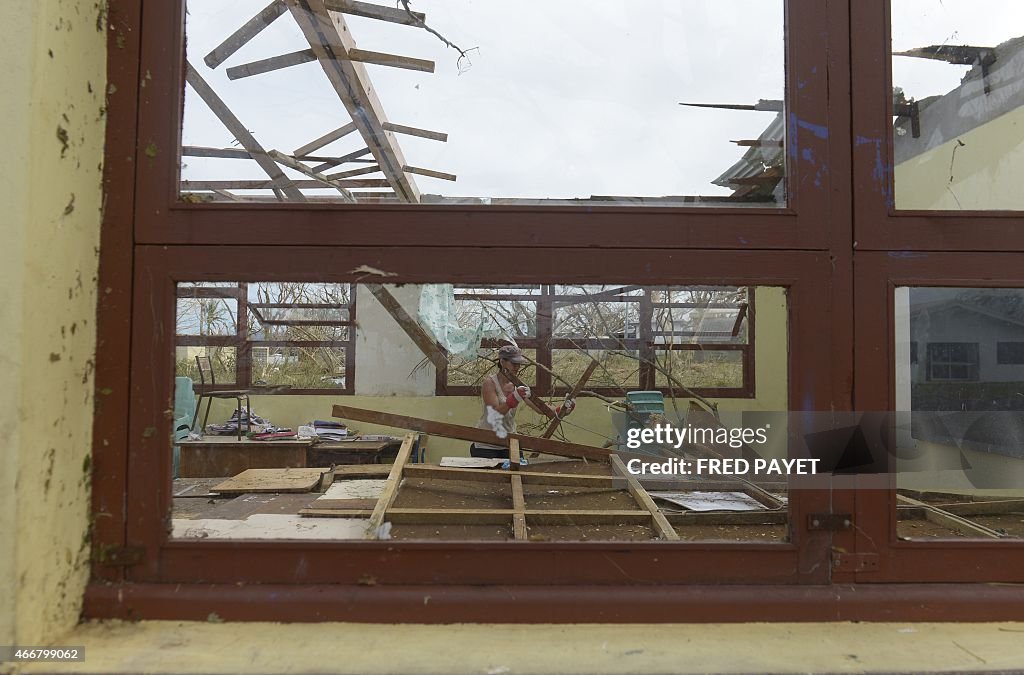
[
  {"xmin": 172, "ymin": 376, "xmax": 196, "ymax": 478},
  {"xmin": 191, "ymin": 355, "xmax": 253, "ymax": 440}
]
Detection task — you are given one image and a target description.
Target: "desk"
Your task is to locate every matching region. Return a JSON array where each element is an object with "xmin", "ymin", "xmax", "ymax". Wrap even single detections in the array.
[
  {"xmin": 178, "ymin": 437, "xmax": 311, "ymax": 477},
  {"xmin": 307, "ymin": 439, "xmax": 404, "ymax": 466}
]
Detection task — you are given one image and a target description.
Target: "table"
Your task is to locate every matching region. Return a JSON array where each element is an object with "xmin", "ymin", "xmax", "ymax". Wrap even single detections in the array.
[
  {"xmin": 307, "ymin": 439, "xmax": 405, "ymax": 466},
  {"xmin": 178, "ymin": 437, "xmax": 312, "ymax": 477}
]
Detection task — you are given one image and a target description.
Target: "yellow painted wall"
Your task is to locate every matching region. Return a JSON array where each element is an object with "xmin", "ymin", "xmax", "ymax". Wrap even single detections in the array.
[
  {"xmin": 200, "ymin": 288, "xmax": 789, "ymax": 461},
  {"xmin": 0, "ymin": 0, "xmax": 106, "ymax": 646},
  {"xmin": 895, "ymin": 106, "xmax": 1024, "ymax": 210}
]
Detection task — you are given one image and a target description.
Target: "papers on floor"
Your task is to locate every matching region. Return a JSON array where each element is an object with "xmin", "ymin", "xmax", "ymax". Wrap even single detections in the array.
[
  {"xmin": 318, "ymin": 480, "xmax": 387, "ymax": 501},
  {"xmin": 650, "ymin": 491, "xmax": 766, "ymax": 512}
]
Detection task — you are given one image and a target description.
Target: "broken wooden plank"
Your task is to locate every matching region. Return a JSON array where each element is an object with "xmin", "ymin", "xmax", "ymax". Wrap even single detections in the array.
[
  {"xmin": 324, "ymin": 164, "xmax": 380, "ymax": 180},
  {"xmin": 204, "ymin": 0, "xmax": 287, "ymax": 69},
  {"xmin": 294, "ymin": 122, "xmax": 359, "ymax": 157},
  {"xmin": 301, "ymin": 508, "xmax": 653, "ymax": 526},
  {"xmin": 611, "ymin": 455, "xmax": 679, "ymax": 540},
  {"xmin": 509, "ymin": 440, "xmax": 527, "ymax": 539},
  {"xmin": 287, "ymin": 0, "xmax": 421, "ymax": 202},
  {"xmin": 365, "ymin": 432, "xmax": 417, "ymax": 539},
  {"xmin": 212, "ymin": 468, "xmax": 332, "ymax": 494},
  {"xmin": 364, "ymin": 283, "xmax": 449, "ymax": 369},
  {"xmin": 181, "ymin": 179, "xmax": 390, "ymax": 190},
  {"xmin": 226, "ymin": 49, "xmax": 318, "ymax": 80},
  {"xmin": 184, "ymin": 62, "xmax": 305, "ymax": 201},
  {"xmin": 542, "ymin": 359, "xmax": 599, "ymax": 439},
  {"xmin": 348, "ymin": 47, "xmax": 434, "ymax": 73},
  {"xmin": 332, "ymin": 405, "xmax": 613, "ymax": 462},
  {"xmin": 934, "ymin": 500, "xmax": 1024, "ymax": 517},
  {"xmin": 897, "ymin": 494, "xmax": 1005, "ymax": 539},
  {"xmin": 403, "ymin": 165, "xmax": 456, "ymax": 181},
  {"xmin": 382, "ymin": 122, "xmax": 447, "ymax": 142},
  {"xmin": 323, "ymin": 0, "xmax": 425, "ymax": 25},
  {"xmin": 318, "ymin": 466, "xmax": 336, "ymax": 492},
  {"xmin": 310, "ymin": 147, "xmax": 374, "ymax": 173},
  {"xmin": 267, "ymin": 149, "xmax": 356, "ymax": 202},
  {"xmin": 182, "ymin": 146, "xmax": 254, "ymax": 159}
]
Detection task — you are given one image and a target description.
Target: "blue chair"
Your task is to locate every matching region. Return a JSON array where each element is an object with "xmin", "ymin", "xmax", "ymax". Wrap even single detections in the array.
[{"xmin": 172, "ymin": 376, "xmax": 196, "ymax": 479}]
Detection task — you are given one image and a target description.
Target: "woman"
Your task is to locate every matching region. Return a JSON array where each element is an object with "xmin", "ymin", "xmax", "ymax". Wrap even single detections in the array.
[{"xmin": 470, "ymin": 345, "xmax": 575, "ymax": 458}]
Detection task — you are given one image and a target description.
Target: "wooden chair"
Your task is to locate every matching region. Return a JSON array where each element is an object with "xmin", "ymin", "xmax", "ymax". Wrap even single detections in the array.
[{"xmin": 191, "ymin": 355, "xmax": 253, "ymax": 440}]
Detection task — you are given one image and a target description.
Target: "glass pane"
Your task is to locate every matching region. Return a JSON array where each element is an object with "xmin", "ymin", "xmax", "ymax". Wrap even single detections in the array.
[
  {"xmin": 175, "ymin": 298, "xmax": 238, "ymax": 336},
  {"xmin": 172, "ymin": 282, "xmax": 789, "ymax": 543},
  {"xmin": 180, "ymin": 1, "xmax": 786, "ymax": 207},
  {"xmin": 892, "ymin": 0, "xmax": 1024, "ymax": 210},
  {"xmin": 894, "ymin": 287, "xmax": 1024, "ymax": 540}
]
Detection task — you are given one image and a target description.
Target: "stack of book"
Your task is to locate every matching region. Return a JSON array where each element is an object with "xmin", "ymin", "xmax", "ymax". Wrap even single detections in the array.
[{"xmin": 312, "ymin": 419, "xmax": 349, "ymax": 441}]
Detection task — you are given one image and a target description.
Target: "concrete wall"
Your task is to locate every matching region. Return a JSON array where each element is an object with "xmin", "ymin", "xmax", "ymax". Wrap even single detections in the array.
[
  {"xmin": 354, "ymin": 284, "xmax": 435, "ymax": 396},
  {"xmin": 895, "ymin": 105, "xmax": 1024, "ymax": 211},
  {"xmin": 0, "ymin": 0, "xmax": 106, "ymax": 646}
]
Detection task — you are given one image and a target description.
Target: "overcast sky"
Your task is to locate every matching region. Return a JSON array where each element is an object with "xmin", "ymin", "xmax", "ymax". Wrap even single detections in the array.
[{"xmin": 181, "ymin": 1, "xmax": 1024, "ymax": 201}]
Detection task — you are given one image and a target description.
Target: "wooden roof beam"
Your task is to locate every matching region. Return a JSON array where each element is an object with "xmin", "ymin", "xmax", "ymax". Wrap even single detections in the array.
[
  {"xmin": 225, "ymin": 47, "xmax": 434, "ymax": 80},
  {"xmin": 204, "ymin": 0, "xmax": 288, "ymax": 69},
  {"xmin": 286, "ymin": 0, "xmax": 421, "ymax": 202},
  {"xmin": 323, "ymin": 0, "xmax": 425, "ymax": 26},
  {"xmin": 184, "ymin": 62, "xmax": 305, "ymax": 201}
]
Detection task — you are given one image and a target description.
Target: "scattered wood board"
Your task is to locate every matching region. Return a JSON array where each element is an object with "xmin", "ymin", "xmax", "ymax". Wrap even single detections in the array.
[
  {"xmin": 896, "ymin": 494, "xmax": 1005, "ymax": 539},
  {"xmin": 212, "ymin": 468, "xmax": 333, "ymax": 494},
  {"xmin": 365, "ymin": 433, "xmax": 417, "ymax": 539},
  {"xmin": 610, "ymin": 455, "xmax": 679, "ymax": 540}
]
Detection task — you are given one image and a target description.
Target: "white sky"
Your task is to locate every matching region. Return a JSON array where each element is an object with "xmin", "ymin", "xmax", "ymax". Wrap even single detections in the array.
[
  {"xmin": 183, "ymin": 1, "xmax": 784, "ymax": 200},
  {"xmin": 181, "ymin": 1, "xmax": 1024, "ymax": 201}
]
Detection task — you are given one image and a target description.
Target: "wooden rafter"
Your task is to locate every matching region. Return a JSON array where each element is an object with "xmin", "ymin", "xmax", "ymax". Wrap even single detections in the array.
[
  {"xmin": 286, "ymin": 0, "xmax": 421, "ymax": 202},
  {"xmin": 204, "ymin": 0, "xmax": 288, "ymax": 69},
  {"xmin": 364, "ymin": 283, "xmax": 449, "ymax": 369},
  {"xmin": 225, "ymin": 47, "xmax": 434, "ymax": 80},
  {"xmin": 323, "ymin": 0, "xmax": 426, "ymax": 26},
  {"xmin": 267, "ymin": 150, "xmax": 356, "ymax": 202},
  {"xmin": 184, "ymin": 62, "xmax": 305, "ymax": 202}
]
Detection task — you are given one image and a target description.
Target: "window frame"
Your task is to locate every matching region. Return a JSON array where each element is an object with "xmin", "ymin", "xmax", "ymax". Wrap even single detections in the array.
[
  {"xmin": 131, "ymin": 0, "xmax": 842, "ymax": 251},
  {"xmin": 119, "ymin": 246, "xmax": 838, "ymax": 590},
  {"xmin": 851, "ymin": 0, "xmax": 1024, "ymax": 252},
  {"xmin": 436, "ymin": 285, "xmax": 755, "ymax": 399},
  {"xmin": 175, "ymin": 281, "xmax": 358, "ymax": 395},
  {"xmin": 853, "ymin": 251, "xmax": 1024, "ymax": 584}
]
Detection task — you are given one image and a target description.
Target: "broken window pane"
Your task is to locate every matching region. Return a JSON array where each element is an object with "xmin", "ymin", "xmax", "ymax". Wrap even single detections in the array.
[
  {"xmin": 180, "ymin": 1, "xmax": 786, "ymax": 207},
  {"xmin": 894, "ymin": 287, "xmax": 1024, "ymax": 539},
  {"xmin": 891, "ymin": 0, "xmax": 1024, "ymax": 210},
  {"xmin": 171, "ymin": 281, "xmax": 790, "ymax": 543}
]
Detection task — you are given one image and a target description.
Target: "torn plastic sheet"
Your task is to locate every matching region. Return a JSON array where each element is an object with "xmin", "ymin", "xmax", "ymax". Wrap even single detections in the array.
[{"xmin": 418, "ymin": 283, "xmax": 499, "ymax": 357}]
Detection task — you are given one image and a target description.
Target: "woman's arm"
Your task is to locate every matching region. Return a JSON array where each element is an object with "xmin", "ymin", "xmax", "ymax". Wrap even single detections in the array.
[{"xmin": 482, "ymin": 376, "xmax": 513, "ymax": 414}]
